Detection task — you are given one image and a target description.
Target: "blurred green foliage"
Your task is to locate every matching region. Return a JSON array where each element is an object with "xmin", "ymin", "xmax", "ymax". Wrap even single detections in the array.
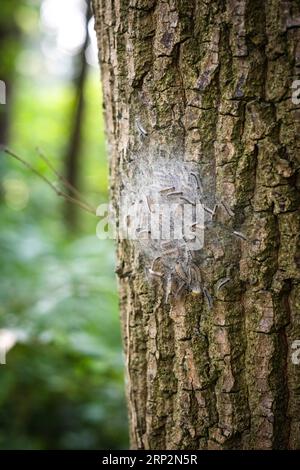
[{"xmin": 0, "ymin": 0, "xmax": 128, "ymax": 450}]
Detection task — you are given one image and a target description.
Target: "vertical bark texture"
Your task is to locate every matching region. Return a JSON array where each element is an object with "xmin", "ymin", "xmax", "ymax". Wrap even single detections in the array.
[{"xmin": 93, "ymin": 0, "xmax": 300, "ymax": 449}]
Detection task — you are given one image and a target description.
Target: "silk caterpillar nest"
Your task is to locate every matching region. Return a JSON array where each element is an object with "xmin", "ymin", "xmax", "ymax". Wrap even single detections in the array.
[{"xmin": 118, "ymin": 150, "xmax": 247, "ymax": 307}]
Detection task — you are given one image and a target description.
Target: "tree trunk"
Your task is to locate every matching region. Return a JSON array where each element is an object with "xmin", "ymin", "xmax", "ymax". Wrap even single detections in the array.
[
  {"xmin": 93, "ymin": 0, "xmax": 300, "ymax": 450},
  {"xmin": 64, "ymin": 1, "xmax": 91, "ymax": 229}
]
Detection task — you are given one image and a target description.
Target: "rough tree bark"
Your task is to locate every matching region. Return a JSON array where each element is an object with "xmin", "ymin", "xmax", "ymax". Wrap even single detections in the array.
[{"xmin": 93, "ymin": 0, "xmax": 300, "ymax": 450}]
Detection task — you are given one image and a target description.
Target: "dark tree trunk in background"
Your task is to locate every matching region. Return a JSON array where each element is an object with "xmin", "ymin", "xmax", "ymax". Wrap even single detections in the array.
[
  {"xmin": 64, "ymin": 1, "xmax": 91, "ymax": 228},
  {"xmin": 0, "ymin": 18, "xmax": 17, "ymax": 146},
  {"xmin": 93, "ymin": 0, "xmax": 300, "ymax": 450},
  {"xmin": 0, "ymin": 6, "xmax": 20, "ymax": 199},
  {"xmin": 0, "ymin": 81, "xmax": 11, "ymax": 146}
]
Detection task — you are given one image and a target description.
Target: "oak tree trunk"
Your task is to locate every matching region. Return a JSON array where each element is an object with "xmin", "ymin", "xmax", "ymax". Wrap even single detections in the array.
[{"xmin": 93, "ymin": 0, "xmax": 300, "ymax": 450}]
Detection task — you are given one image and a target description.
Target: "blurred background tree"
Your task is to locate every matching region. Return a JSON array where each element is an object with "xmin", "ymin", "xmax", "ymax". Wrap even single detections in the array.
[{"xmin": 0, "ymin": 0, "xmax": 128, "ymax": 449}]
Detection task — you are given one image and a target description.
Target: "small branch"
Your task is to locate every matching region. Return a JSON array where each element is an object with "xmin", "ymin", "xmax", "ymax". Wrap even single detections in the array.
[
  {"xmin": 36, "ymin": 147, "xmax": 95, "ymax": 213},
  {"xmin": 4, "ymin": 148, "xmax": 96, "ymax": 216}
]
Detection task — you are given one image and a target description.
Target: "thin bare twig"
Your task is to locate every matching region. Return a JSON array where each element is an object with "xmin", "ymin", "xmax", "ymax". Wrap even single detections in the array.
[
  {"xmin": 36, "ymin": 147, "xmax": 95, "ymax": 213},
  {"xmin": 4, "ymin": 148, "xmax": 96, "ymax": 216}
]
